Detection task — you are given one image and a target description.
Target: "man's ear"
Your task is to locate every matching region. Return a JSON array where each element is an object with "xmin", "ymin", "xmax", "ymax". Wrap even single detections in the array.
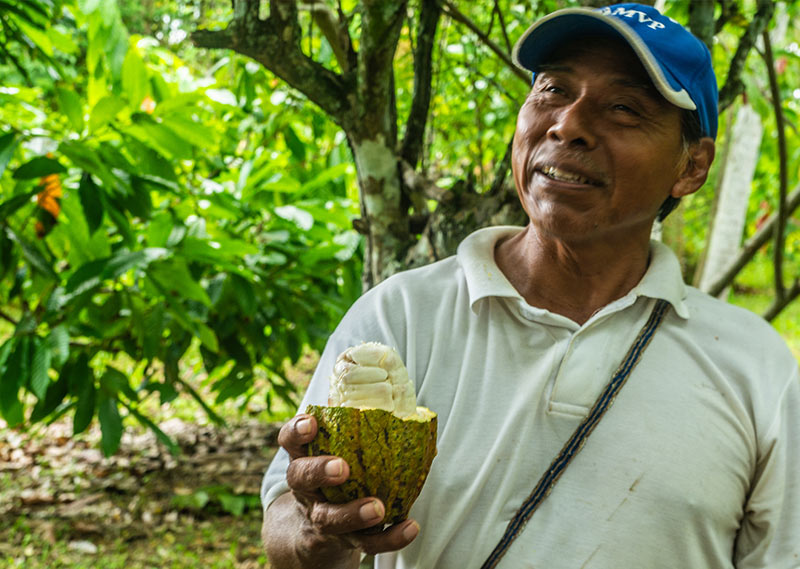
[{"xmin": 671, "ymin": 137, "xmax": 716, "ymax": 198}]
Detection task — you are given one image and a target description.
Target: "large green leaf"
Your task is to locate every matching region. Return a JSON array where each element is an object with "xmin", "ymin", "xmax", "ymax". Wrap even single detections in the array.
[
  {"xmin": 0, "ymin": 338, "xmax": 28, "ymax": 426},
  {"xmin": 89, "ymin": 96, "xmax": 126, "ymax": 132},
  {"xmin": 12, "ymin": 156, "xmax": 66, "ymax": 179},
  {"xmin": 98, "ymin": 394, "xmax": 123, "ymax": 457},
  {"xmin": 72, "ymin": 357, "xmax": 97, "ymax": 436},
  {"xmin": 0, "ymin": 190, "xmax": 38, "ymax": 220},
  {"xmin": 0, "ymin": 131, "xmax": 18, "ymax": 177},
  {"xmin": 6, "ymin": 228, "xmax": 59, "ymax": 281},
  {"xmin": 78, "ymin": 173, "xmax": 104, "ymax": 234},
  {"xmin": 57, "ymin": 87, "xmax": 85, "ymax": 132},
  {"xmin": 121, "ymin": 48, "xmax": 149, "ymax": 110},
  {"xmin": 29, "ymin": 337, "xmax": 52, "ymax": 399}
]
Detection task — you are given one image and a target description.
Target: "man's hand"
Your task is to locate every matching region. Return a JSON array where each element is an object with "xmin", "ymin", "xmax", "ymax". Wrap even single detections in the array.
[{"xmin": 263, "ymin": 414, "xmax": 420, "ymax": 569}]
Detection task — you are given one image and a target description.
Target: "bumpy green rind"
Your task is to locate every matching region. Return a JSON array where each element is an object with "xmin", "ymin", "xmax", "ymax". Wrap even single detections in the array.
[{"xmin": 306, "ymin": 405, "xmax": 437, "ymax": 526}]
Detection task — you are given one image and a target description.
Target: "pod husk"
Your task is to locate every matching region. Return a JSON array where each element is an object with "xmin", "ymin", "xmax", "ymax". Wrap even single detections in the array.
[{"xmin": 306, "ymin": 405, "xmax": 437, "ymax": 526}]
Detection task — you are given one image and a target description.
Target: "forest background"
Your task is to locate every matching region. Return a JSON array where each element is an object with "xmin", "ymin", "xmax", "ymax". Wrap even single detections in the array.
[{"xmin": 1, "ymin": 0, "xmax": 799, "ymax": 567}]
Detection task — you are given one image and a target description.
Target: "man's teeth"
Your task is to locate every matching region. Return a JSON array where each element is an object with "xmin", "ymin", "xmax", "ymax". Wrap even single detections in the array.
[{"xmin": 541, "ymin": 165, "xmax": 591, "ymax": 184}]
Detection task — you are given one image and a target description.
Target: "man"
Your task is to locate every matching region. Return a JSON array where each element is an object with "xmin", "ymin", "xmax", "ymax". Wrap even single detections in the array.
[{"xmin": 261, "ymin": 4, "xmax": 800, "ymax": 568}]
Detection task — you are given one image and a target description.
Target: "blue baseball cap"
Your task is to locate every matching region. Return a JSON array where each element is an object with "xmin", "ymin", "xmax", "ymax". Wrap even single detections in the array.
[{"xmin": 512, "ymin": 3, "xmax": 718, "ymax": 139}]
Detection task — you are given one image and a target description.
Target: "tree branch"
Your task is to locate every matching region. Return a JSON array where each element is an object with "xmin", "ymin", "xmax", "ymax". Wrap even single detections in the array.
[
  {"xmin": 718, "ymin": 0, "xmax": 774, "ymax": 111},
  {"xmin": 302, "ymin": 2, "xmax": 354, "ymax": 72},
  {"xmin": 688, "ymin": 0, "xmax": 714, "ymax": 49},
  {"xmin": 487, "ymin": 135, "xmax": 514, "ymax": 197},
  {"xmin": 0, "ymin": 307, "xmax": 17, "ymax": 326},
  {"xmin": 192, "ymin": 0, "xmax": 356, "ymax": 129},
  {"xmin": 356, "ymin": 0, "xmax": 408, "ymax": 140},
  {"xmin": 706, "ymin": 183, "xmax": 800, "ymax": 297},
  {"xmin": 763, "ymin": 278, "xmax": 800, "ymax": 322},
  {"xmin": 762, "ymin": 30, "xmax": 788, "ymax": 298},
  {"xmin": 400, "ymin": 0, "xmax": 441, "ymax": 168},
  {"xmin": 440, "ymin": 0, "xmax": 530, "ymax": 86},
  {"xmin": 493, "ymin": 0, "xmax": 513, "ymax": 55}
]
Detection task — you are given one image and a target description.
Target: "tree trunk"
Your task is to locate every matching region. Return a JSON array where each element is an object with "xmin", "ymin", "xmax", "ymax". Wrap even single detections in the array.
[{"xmin": 696, "ymin": 104, "xmax": 762, "ymax": 296}]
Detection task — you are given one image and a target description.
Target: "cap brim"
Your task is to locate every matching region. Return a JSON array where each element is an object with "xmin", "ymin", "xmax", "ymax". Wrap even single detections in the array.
[{"xmin": 512, "ymin": 9, "xmax": 696, "ymax": 111}]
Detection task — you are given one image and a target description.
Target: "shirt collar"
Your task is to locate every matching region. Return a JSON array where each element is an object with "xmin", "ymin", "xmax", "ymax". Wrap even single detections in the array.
[{"xmin": 456, "ymin": 226, "xmax": 689, "ymax": 319}]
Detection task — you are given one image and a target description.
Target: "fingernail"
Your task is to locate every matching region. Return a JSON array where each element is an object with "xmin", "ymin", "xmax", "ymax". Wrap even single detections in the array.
[
  {"xmin": 296, "ymin": 417, "xmax": 311, "ymax": 435},
  {"xmin": 359, "ymin": 500, "xmax": 383, "ymax": 522},
  {"xmin": 402, "ymin": 520, "xmax": 419, "ymax": 541},
  {"xmin": 324, "ymin": 458, "xmax": 344, "ymax": 478}
]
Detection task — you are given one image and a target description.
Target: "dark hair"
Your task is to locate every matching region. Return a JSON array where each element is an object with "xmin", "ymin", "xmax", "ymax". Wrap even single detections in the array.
[{"xmin": 657, "ymin": 109, "xmax": 704, "ymax": 221}]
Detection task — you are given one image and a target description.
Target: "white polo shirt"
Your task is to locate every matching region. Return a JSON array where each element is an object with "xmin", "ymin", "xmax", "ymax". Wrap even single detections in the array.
[{"xmin": 262, "ymin": 226, "xmax": 800, "ymax": 569}]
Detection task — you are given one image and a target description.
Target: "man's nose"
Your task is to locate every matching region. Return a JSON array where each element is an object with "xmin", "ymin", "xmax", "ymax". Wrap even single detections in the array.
[{"xmin": 546, "ymin": 98, "xmax": 597, "ymax": 148}]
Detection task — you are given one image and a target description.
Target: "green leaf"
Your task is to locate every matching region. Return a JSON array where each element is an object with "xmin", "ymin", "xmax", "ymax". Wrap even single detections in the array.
[
  {"xmin": 122, "ymin": 48, "xmax": 149, "ymax": 110},
  {"xmin": 126, "ymin": 406, "xmax": 179, "ymax": 455},
  {"xmin": 159, "ymin": 115, "xmax": 216, "ymax": 150},
  {"xmin": 64, "ymin": 257, "xmax": 105, "ymax": 296},
  {"xmin": 98, "ymin": 395, "xmax": 122, "ymax": 456},
  {"xmin": 0, "ymin": 132, "xmax": 19, "ymax": 177},
  {"xmin": 298, "ymin": 163, "xmax": 351, "ymax": 196},
  {"xmin": 141, "ymin": 304, "xmax": 164, "ymax": 360},
  {"xmin": 0, "ymin": 338, "xmax": 28, "ymax": 426},
  {"xmin": 78, "ymin": 173, "xmax": 104, "ymax": 234},
  {"xmin": 147, "ymin": 259, "xmax": 211, "ymax": 306},
  {"xmin": 283, "ymin": 125, "xmax": 306, "ymax": 162},
  {"xmin": 176, "ymin": 378, "xmax": 226, "ymax": 427},
  {"xmin": 104, "ymin": 247, "xmax": 169, "ymax": 280},
  {"xmin": 89, "ymin": 96, "xmax": 126, "ymax": 132},
  {"xmin": 72, "ymin": 355, "xmax": 96, "ymax": 435},
  {"xmin": 15, "ymin": 17, "xmax": 53, "ymax": 56},
  {"xmin": 100, "ymin": 367, "xmax": 136, "ymax": 401},
  {"xmin": 218, "ymin": 493, "xmax": 246, "ymax": 516},
  {"xmin": 195, "ymin": 323, "xmax": 219, "ymax": 353},
  {"xmin": 57, "ymin": 87, "xmax": 85, "ymax": 132},
  {"xmin": 59, "ymin": 141, "xmax": 119, "ymax": 190},
  {"xmin": 13, "ymin": 156, "xmax": 66, "ymax": 179},
  {"xmin": 30, "ymin": 337, "xmax": 51, "ymax": 399},
  {"xmin": 0, "ymin": 190, "xmax": 38, "ymax": 220},
  {"xmin": 47, "ymin": 325, "xmax": 70, "ymax": 367},
  {"xmin": 6, "ymin": 228, "xmax": 58, "ymax": 280},
  {"xmin": 0, "ymin": 229, "xmax": 15, "ymax": 281},
  {"xmin": 128, "ymin": 114, "xmax": 193, "ymax": 159},
  {"xmin": 30, "ymin": 370, "xmax": 69, "ymax": 423}
]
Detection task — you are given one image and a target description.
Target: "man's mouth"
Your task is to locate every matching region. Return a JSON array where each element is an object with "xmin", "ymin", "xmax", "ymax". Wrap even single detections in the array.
[{"xmin": 539, "ymin": 165, "xmax": 601, "ymax": 186}]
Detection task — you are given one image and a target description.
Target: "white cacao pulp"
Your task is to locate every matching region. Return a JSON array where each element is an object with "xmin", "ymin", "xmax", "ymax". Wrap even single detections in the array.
[{"xmin": 328, "ymin": 342, "xmax": 417, "ymax": 418}]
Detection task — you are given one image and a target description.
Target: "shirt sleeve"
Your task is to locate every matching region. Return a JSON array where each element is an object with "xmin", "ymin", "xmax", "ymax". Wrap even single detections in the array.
[{"xmin": 734, "ymin": 364, "xmax": 800, "ymax": 567}]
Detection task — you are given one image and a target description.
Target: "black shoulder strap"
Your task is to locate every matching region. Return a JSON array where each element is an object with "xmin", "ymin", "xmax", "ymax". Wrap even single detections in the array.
[{"xmin": 480, "ymin": 299, "xmax": 671, "ymax": 569}]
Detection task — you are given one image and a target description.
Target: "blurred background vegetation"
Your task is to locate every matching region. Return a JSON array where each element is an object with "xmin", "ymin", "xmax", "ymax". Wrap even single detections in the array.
[{"xmin": 1, "ymin": 0, "xmax": 799, "ymax": 567}]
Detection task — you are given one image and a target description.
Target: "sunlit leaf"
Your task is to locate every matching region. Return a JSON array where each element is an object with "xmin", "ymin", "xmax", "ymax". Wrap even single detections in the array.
[{"xmin": 57, "ymin": 87, "xmax": 85, "ymax": 132}]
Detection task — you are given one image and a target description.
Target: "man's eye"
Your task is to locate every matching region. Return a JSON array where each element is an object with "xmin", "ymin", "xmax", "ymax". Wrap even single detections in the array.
[
  {"xmin": 613, "ymin": 104, "xmax": 639, "ymax": 115},
  {"xmin": 545, "ymin": 85, "xmax": 565, "ymax": 95}
]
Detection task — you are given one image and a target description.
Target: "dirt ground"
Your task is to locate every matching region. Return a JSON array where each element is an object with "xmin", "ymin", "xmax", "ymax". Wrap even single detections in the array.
[{"xmin": 0, "ymin": 416, "xmax": 280, "ymax": 568}]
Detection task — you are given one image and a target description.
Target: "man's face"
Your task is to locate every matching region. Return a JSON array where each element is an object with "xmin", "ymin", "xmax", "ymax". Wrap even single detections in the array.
[{"xmin": 511, "ymin": 37, "xmax": 688, "ymax": 243}]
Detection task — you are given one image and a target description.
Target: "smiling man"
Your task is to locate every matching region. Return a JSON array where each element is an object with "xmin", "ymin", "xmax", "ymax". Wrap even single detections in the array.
[{"xmin": 261, "ymin": 4, "xmax": 800, "ymax": 568}]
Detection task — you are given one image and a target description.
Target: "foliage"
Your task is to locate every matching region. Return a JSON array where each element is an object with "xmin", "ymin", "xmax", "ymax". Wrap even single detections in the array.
[
  {"xmin": 0, "ymin": 0, "xmax": 361, "ymax": 455},
  {"xmin": 171, "ymin": 485, "xmax": 262, "ymax": 517},
  {"xmin": 3, "ymin": 0, "xmax": 800, "ymax": 456}
]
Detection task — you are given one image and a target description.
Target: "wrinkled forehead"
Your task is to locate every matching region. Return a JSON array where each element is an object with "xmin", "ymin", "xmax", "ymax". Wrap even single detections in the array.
[{"xmin": 534, "ymin": 35, "xmax": 666, "ymax": 99}]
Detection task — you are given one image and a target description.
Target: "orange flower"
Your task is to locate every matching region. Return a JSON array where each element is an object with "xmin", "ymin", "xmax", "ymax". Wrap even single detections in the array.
[
  {"xmin": 35, "ymin": 173, "xmax": 62, "ymax": 237},
  {"xmin": 140, "ymin": 95, "xmax": 156, "ymax": 114}
]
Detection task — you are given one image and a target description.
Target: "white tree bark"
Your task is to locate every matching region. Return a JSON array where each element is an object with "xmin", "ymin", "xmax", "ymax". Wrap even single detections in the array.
[{"xmin": 697, "ymin": 103, "xmax": 763, "ymax": 295}]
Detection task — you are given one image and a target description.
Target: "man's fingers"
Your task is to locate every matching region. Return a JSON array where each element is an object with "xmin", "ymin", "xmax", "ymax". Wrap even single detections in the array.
[
  {"xmin": 357, "ymin": 519, "xmax": 420, "ymax": 555},
  {"xmin": 307, "ymin": 498, "xmax": 387, "ymax": 535},
  {"xmin": 287, "ymin": 456, "xmax": 349, "ymax": 493},
  {"xmin": 278, "ymin": 414, "xmax": 317, "ymax": 459}
]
